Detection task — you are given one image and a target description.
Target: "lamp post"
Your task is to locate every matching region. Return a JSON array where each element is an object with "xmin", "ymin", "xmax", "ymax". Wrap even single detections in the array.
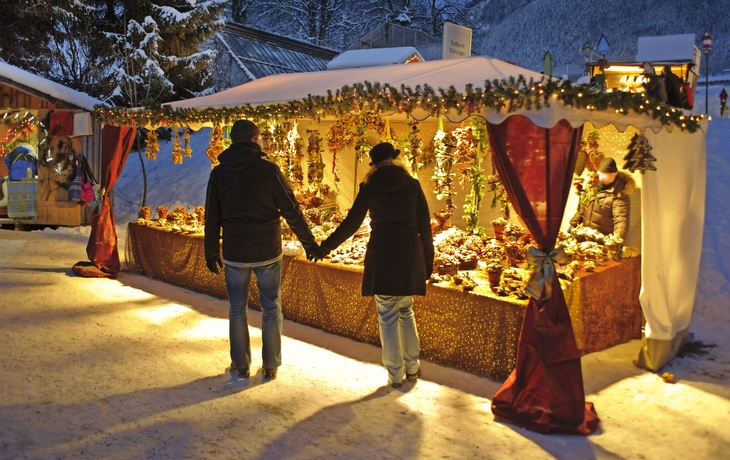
[
  {"xmin": 579, "ymin": 41, "xmax": 596, "ymax": 76},
  {"xmin": 703, "ymin": 30, "xmax": 713, "ymax": 114}
]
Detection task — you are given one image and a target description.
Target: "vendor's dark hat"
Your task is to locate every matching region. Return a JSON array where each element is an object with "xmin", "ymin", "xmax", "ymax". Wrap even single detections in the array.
[
  {"xmin": 598, "ymin": 157, "xmax": 618, "ymax": 173},
  {"xmin": 369, "ymin": 142, "xmax": 400, "ymax": 166},
  {"xmin": 230, "ymin": 119, "xmax": 260, "ymax": 143}
]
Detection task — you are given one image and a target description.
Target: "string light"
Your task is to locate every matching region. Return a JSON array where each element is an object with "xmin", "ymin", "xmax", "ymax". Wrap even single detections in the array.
[{"xmin": 91, "ymin": 76, "xmax": 703, "ymax": 133}]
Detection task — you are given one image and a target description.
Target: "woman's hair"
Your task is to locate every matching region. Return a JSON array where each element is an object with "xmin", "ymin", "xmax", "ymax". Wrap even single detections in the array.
[{"xmin": 363, "ymin": 156, "xmax": 410, "ymax": 183}]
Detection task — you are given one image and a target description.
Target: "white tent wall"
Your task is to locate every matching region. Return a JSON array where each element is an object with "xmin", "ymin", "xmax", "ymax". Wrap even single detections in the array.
[{"xmin": 636, "ymin": 127, "xmax": 707, "ymax": 371}]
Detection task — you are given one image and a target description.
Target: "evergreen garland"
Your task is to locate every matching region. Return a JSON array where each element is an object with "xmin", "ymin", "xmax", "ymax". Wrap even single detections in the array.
[{"xmin": 93, "ymin": 76, "xmax": 705, "ymax": 133}]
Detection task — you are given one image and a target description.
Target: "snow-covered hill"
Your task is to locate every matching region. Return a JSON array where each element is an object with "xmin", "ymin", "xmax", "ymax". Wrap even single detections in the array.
[{"xmin": 470, "ymin": 0, "xmax": 730, "ymax": 75}]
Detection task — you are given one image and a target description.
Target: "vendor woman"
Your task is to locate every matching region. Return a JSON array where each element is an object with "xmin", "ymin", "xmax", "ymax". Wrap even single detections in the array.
[{"xmin": 570, "ymin": 158, "xmax": 635, "ymax": 241}]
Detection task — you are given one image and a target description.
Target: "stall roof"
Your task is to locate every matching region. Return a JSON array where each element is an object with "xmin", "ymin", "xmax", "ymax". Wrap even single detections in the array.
[
  {"xmin": 636, "ymin": 34, "xmax": 697, "ymax": 63},
  {"xmin": 169, "ymin": 56, "xmax": 545, "ymax": 110},
  {"xmin": 0, "ymin": 62, "xmax": 102, "ymax": 112},
  {"xmin": 327, "ymin": 47, "xmax": 424, "ymax": 70}
]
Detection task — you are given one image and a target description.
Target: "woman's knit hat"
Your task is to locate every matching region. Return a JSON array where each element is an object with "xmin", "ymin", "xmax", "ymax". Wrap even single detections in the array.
[{"xmin": 369, "ymin": 142, "xmax": 400, "ymax": 166}]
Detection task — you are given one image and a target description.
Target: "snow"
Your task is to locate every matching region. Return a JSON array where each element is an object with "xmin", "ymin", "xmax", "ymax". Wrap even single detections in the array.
[
  {"xmin": 168, "ymin": 57, "xmax": 546, "ymax": 110},
  {"xmin": 327, "ymin": 47, "xmax": 424, "ymax": 70},
  {"xmin": 0, "ymin": 61, "xmax": 102, "ymax": 112},
  {"xmin": 1, "ymin": 225, "xmax": 729, "ymax": 458},
  {"xmin": 689, "ymin": 84, "xmax": 730, "ymax": 344}
]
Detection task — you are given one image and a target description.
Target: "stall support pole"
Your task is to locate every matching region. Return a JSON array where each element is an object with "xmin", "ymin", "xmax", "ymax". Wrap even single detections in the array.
[{"xmin": 705, "ymin": 50, "xmax": 710, "ymax": 114}]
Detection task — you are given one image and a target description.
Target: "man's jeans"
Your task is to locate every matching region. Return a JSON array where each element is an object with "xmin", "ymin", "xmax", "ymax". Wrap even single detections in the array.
[
  {"xmin": 374, "ymin": 295, "xmax": 420, "ymax": 384},
  {"xmin": 224, "ymin": 259, "xmax": 283, "ymax": 370}
]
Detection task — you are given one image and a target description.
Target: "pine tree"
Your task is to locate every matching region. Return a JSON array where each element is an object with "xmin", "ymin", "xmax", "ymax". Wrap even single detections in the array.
[
  {"xmin": 0, "ymin": 1, "xmax": 57, "ymax": 76},
  {"xmin": 46, "ymin": 1, "xmax": 118, "ymax": 97},
  {"xmin": 623, "ymin": 133, "xmax": 657, "ymax": 174},
  {"xmin": 108, "ymin": 0, "xmax": 226, "ymax": 104}
]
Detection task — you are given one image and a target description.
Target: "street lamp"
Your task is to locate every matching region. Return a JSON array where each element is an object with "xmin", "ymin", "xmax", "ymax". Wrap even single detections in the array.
[{"xmin": 703, "ymin": 30, "xmax": 713, "ymax": 113}]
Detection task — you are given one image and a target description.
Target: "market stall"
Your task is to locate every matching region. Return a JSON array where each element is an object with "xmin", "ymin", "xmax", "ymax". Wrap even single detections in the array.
[
  {"xmin": 125, "ymin": 220, "xmax": 642, "ymax": 379},
  {"xmin": 97, "ymin": 55, "xmax": 708, "ymax": 434},
  {"xmin": 0, "ymin": 61, "xmax": 105, "ymax": 227}
]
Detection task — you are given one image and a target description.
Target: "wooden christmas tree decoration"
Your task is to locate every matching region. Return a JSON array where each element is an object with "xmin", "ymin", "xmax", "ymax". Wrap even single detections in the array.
[{"xmin": 623, "ymin": 133, "xmax": 657, "ymax": 174}]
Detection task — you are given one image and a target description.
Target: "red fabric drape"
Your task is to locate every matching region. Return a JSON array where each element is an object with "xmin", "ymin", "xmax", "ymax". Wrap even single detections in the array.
[
  {"xmin": 75, "ymin": 125, "xmax": 136, "ymax": 278},
  {"xmin": 487, "ymin": 116, "xmax": 599, "ymax": 435},
  {"xmin": 50, "ymin": 112, "xmax": 74, "ymax": 137}
]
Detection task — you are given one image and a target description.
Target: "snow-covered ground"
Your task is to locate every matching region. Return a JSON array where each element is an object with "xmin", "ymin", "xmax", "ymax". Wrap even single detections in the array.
[
  {"xmin": 0, "ymin": 86, "xmax": 728, "ymax": 458},
  {"xmin": 0, "ymin": 227, "xmax": 728, "ymax": 459}
]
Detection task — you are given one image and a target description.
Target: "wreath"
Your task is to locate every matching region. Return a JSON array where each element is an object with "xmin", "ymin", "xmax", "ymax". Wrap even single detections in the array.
[{"xmin": 326, "ymin": 111, "xmax": 398, "ymax": 182}]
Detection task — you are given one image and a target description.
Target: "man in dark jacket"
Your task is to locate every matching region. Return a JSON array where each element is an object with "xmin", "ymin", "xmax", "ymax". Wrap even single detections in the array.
[
  {"xmin": 205, "ymin": 119, "xmax": 322, "ymax": 381},
  {"xmin": 642, "ymin": 63, "xmax": 667, "ymax": 103},
  {"xmin": 570, "ymin": 158, "xmax": 634, "ymax": 242},
  {"xmin": 663, "ymin": 65, "xmax": 683, "ymax": 108}
]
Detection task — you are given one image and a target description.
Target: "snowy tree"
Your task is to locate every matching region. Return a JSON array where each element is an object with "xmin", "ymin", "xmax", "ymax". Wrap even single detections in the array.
[
  {"xmin": 0, "ymin": 1, "xmax": 59, "ymax": 75},
  {"xmin": 252, "ymin": 0, "xmax": 349, "ymax": 47},
  {"xmin": 231, "ymin": 0, "xmax": 256, "ymax": 23},
  {"xmin": 109, "ymin": 15, "xmax": 173, "ymax": 107},
  {"xmin": 46, "ymin": 1, "xmax": 117, "ymax": 97}
]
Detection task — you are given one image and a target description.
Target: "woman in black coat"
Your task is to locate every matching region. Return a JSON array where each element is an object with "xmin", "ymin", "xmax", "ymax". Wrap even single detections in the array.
[{"xmin": 321, "ymin": 143, "xmax": 434, "ymax": 388}]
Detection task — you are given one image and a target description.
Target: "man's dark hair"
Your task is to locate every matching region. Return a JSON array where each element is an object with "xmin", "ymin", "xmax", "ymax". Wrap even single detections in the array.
[{"xmin": 230, "ymin": 120, "xmax": 260, "ymax": 143}]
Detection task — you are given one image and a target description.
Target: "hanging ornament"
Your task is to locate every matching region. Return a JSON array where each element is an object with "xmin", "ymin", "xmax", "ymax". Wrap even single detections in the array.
[
  {"xmin": 405, "ymin": 118, "xmax": 423, "ymax": 177},
  {"xmin": 171, "ymin": 129, "xmax": 183, "ymax": 164},
  {"xmin": 271, "ymin": 122, "xmax": 290, "ymax": 178},
  {"xmin": 182, "ymin": 128, "xmax": 192, "ymax": 157},
  {"xmin": 145, "ymin": 129, "xmax": 160, "ymax": 160},
  {"xmin": 354, "ymin": 115, "xmax": 370, "ymax": 163},
  {"xmin": 306, "ymin": 129, "xmax": 325, "ymax": 186},
  {"xmin": 623, "ymin": 133, "xmax": 657, "ymax": 174},
  {"xmin": 206, "ymin": 125, "xmax": 226, "ymax": 167},
  {"xmin": 287, "ymin": 123, "xmax": 304, "ymax": 189},
  {"xmin": 430, "ymin": 115, "xmax": 456, "ymax": 214}
]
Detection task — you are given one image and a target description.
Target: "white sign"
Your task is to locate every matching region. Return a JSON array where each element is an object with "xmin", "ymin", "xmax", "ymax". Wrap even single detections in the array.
[{"xmin": 443, "ymin": 22, "xmax": 472, "ymax": 60}]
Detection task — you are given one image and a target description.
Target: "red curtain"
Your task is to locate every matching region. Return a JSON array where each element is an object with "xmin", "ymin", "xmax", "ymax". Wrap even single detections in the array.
[
  {"xmin": 75, "ymin": 125, "xmax": 136, "ymax": 278},
  {"xmin": 487, "ymin": 116, "xmax": 599, "ymax": 435}
]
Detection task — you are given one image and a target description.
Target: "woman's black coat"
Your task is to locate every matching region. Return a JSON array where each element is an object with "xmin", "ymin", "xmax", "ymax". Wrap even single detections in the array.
[{"xmin": 321, "ymin": 165, "xmax": 434, "ymax": 296}]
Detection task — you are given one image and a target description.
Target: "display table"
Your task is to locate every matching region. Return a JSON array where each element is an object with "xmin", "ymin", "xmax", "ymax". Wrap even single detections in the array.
[{"xmin": 125, "ymin": 223, "xmax": 641, "ymax": 379}]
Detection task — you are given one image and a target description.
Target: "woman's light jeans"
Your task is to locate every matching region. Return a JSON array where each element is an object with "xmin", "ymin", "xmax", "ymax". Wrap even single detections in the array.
[
  {"xmin": 374, "ymin": 295, "xmax": 420, "ymax": 384},
  {"xmin": 224, "ymin": 259, "xmax": 283, "ymax": 370}
]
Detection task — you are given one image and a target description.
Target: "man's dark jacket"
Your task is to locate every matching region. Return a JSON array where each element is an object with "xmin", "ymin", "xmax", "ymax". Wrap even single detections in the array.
[
  {"xmin": 204, "ymin": 141, "xmax": 316, "ymax": 265},
  {"xmin": 664, "ymin": 72, "xmax": 683, "ymax": 108}
]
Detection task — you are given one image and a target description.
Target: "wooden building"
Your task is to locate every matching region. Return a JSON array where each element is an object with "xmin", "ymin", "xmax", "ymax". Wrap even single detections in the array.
[{"xmin": 0, "ymin": 62, "xmax": 103, "ymax": 227}]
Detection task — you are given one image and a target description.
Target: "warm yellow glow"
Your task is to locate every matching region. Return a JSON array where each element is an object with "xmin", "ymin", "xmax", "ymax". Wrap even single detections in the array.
[
  {"xmin": 179, "ymin": 318, "xmax": 229, "ymax": 340},
  {"xmin": 135, "ymin": 304, "xmax": 192, "ymax": 325},
  {"xmin": 604, "ymin": 65, "xmax": 644, "ymax": 73}
]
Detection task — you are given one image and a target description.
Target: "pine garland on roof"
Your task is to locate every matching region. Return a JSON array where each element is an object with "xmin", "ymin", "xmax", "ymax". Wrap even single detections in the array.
[{"xmin": 93, "ymin": 76, "xmax": 705, "ymax": 133}]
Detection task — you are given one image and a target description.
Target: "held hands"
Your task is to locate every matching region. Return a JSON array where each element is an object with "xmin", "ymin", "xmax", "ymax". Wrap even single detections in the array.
[
  {"xmin": 306, "ymin": 244, "xmax": 328, "ymax": 263},
  {"xmin": 206, "ymin": 256, "xmax": 223, "ymax": 274}
]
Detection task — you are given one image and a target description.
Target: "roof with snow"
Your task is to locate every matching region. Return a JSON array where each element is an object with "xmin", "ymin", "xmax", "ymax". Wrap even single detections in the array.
[
  {"xmin": 636, "ymin": 34, "xmax": 698, "ymax": 63},
  {"xmin": 327, "ymin": 47, "xmax": 424, "ymax": 70},
  {"xmin": 168, "ymin": 56, "xmax": 545, "ymax": 110},
  {"xmin": 0, "ymin": 61, "xmax": 102, "ymax": 112},
  {"xmin": 216, "ymin": 22, "xmax": 338, "ymax": 80}
]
